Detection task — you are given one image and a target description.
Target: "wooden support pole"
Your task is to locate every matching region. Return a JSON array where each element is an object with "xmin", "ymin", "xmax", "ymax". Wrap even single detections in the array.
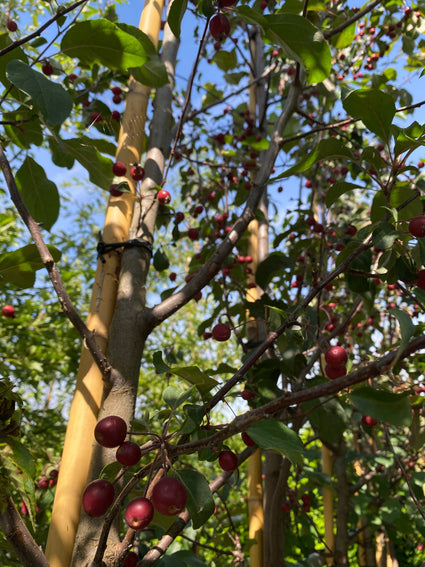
[{"xmin": 322, "ymin": 444, "xmax": 335, "ymax": 565}]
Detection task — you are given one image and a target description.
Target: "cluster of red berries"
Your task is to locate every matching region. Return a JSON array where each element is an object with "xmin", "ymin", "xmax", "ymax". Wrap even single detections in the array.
[
  {"xmin": 82, "ymin": 416, "xmax": 188, "ymax": 529},
  {"xmin": 110, "ymin": 162, "xmax": 146, "ymax": 195}
]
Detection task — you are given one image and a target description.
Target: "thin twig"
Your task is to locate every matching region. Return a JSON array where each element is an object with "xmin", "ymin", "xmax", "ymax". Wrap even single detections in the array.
[
  {"xmin": 0, "ymin": 0, "xmax": 89, "ymax": 57},
  {"xmin": 0, "ymin": 145, "xmax": 111, "ymax": 379}
]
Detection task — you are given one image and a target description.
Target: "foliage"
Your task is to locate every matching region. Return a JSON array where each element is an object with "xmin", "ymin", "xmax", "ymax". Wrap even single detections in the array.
[{"xmin": 2, "ymin": 0, "xmax": 425, "ymax": 566}]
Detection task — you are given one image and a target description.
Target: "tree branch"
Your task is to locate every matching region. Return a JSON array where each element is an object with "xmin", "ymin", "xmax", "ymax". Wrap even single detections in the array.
[
  {"xmin": 171, "ymin": 332, "xmax": 425, "ymax": 459},
  {"xmin": 0, "ymin": 0, "xmax": 89, "ymax": 57},
  {"xmin": 0, "ymin": 497, "xmax": 50, "ymax": 567},
  {"xmin": 0, "ymin": 145, "xmax": 111, "ymax": 380},
  {"xmin": 138, "ymin": 447, "xmax": 255, "ymax": 565},
  {"xmin": 148, "ymin": 72, "xmax": 303, "ymax": 326}
]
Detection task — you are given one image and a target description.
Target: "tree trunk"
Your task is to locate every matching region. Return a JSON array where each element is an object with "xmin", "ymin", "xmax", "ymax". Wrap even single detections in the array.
[
  {"xmin": 263, "ymin": 453, "xmax": 290, "ymax": 566},
  {"xmin": 71, "ymin": 19, "xmax": 178, "ymax": 567}
]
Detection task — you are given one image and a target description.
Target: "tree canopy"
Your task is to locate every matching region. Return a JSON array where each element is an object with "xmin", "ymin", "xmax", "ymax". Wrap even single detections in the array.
[{"xmin": 2, "ymin": 0, "xmax": 425, "ymax": 566}]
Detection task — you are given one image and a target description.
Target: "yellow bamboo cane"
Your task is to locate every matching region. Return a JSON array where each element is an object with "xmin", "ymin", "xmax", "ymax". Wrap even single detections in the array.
[
  {"xmin": 245, "ymin": 220, "xmax": 265, "ymax": 567},
  {"xmin": 322, "ymin": 444, "xmax": 335, "ymax": 565},
  {"xmin": 45, "ymin": 3, "xmax": 164, "ymax": 566}
]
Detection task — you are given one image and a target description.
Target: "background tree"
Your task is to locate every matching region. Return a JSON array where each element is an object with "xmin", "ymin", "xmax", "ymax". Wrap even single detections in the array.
[{"xmin": 2, "ymin": 0, "xmax": 425, "ymax": 566}]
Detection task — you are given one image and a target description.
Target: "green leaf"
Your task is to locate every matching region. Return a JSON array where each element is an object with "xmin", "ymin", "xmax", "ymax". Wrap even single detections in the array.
[
  {"xmin": 278, "ymin": 138, "xmax": 353, "ymax": 178},
  {"xmin": 264, "ymin": 14, "xmax": 331, "ymax": 85},
  {"xmin": 325, "ymin": 181, "xmax": 364, "ymax": 208},
  {"xmin": 6, "ymin": 60, "xmax": 72, "ymax": 125},
  {"xmin": 0, "ymin": 34, "xmax": 28, "ymax": 87},
  {"xmin": 394, "ymin": 121, "xmax": 425, "ymax": 156},
  {"xmin": 247, "ymin": 419, "xmax": 304, "ymax": 465},
  {"xmin": 168, "ymin": 0, "xmax": 188, "ymax": 38},
  {"xmin": 152, "ymin": 354, "xmax": 218, "ymax": 394},
  {"xmin": 131, "ymin": 57, "xmax": 168, "ymax": 88},
  {"xmin": 370, "ymin": 191, "xmax": 386, "ymax": 223},
  {"xmin": 213, "ymin": 50, "xmax": 238, "ymax": 72},
  {"xmin": 177, "ymin": 469, "xmax": 215, "ymax": 529},
  {"xmin": 0, "ymin": 244, "xmax": 61, "ymax": 289},
  {"xmin": 331, "ymin": 20, "xmax": 356, "ymax": 49},
  {"xmin": 49, "ymin": 138, "xmax": 75, "ymax": 169},
  {"xmin": 117, "ymin": 23, "xmax": 168, "ymax": 87},
  {"xmin": 303, "ymin": 397, "xmax": 347, "ymax": 444},
  {"xmin": 349, "ymin": 387, "xmax": 412, "ymax": 427},
  {"xmin": 15, "ymin": 157, "xmax": 60, "ymax": 230},
  {"xmin": 372, "ymin": 222, "xmax": 402, "ymax": 250},
  {"xmin": 61, "ymin": 19, "xmax": 148, "ymax": 72},
  {"xmin": 390, "ymin": 185, "xmax": 421, "ymax": 221},
  {"xmin": 163, "ymin": 385, "xmax": 195, "ymax": 410},
  {"xmin": 236, "ymin": 5, "xmax": 268, "ymax": 27},
  {"xmin": 63, "ymin": 137, "xmax": 113, "ymax": 189},
  {"xmin": 342, "ymin": 89, "xmax": 396, "ymax": 140},
  {"xmin": 153, "ymin": 248, "xmax": 170, "ymax": 271},
  {"xmin": 255, "ymin": 252, "xmax": 293, "ymax": 289},
  {"xmin": 172, "ymin": 366, "xmax": 218, "ymax": 395},
  {"xmin": 7, "ymin": 437, "xmax": 35, "ymax": 478},
  {"xmin": 344, "ymin": 248, "xmax": 373, "ymax": 294},
  {"xmin": 241, "ymin": 135, "xmax": 270, "ymax": 151},
  {"xmin": 153, "ymin": 351, "xmax": 171, "ymax": 373}
]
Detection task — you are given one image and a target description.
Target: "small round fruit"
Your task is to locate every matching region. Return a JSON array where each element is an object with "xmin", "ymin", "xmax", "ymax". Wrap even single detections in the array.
[
  {"xmin": 325, "ymin": 346, "xmax": 348, "ymax": 368},
  {"xmin": 409, "ymin": 215, "xmax": 425, "ymax": 238},
  {"xmin": 37, "ymin": 476, "xmax": 49, "ymax": 489},
  {"xmin": 82, "ymin": 479, "xmax": 115, "ymax": 517},
  {"xmin": 361, "ymin": 415, "xmax": 378, "ymax": 427},
  {"xmin": 218, "ymin": 449, "xmax": 238, "ymax": 472},
  {"xmin": 2, "ymin": 305, "xmax": 15, "ymax": 318},
  {"xmin": 187, "ymin": 228, "xmax": 199, "ymax": 240},
  {"xmin": 175, "ymin": 211, "xmax": 185, "ymax": 223},
  {"xmin": 241, "ymin": 432, "xmax": 256, "ymax": 447},
  {"xmin": 7, "ymin": 20, "xmax": 18, "ymax": 32},
  {"xmin": 241, "ymin": 389, "xmax": 255, "ymax": 400},
  {"xmin": 157, "ymin": 189, "xmax": 171, "ymax": 204},
  {"xmin": 42, "ymin": 62, "xmax": 54, "ymax": 76},
  {"xmin": 124, "ymin": 551, "xmax": 139, "ymax": 567},
  {"xmin": 124, "ymin": 497, "xmax": 154, "ymax": 529},
  {"xmin": 281, "ymin": 501, "xmax": 291, "ymax": 513},
  {"xmin": 112, "ymin": 161, "xmax": 127, "ymax": 176},
  {"xmin": 130, "ymin": 165, "xmax": 145, "ymax": 181},
  {"xmin": 89, "ymin": 112, "xmax": 103, "ymax": 124},
  {"xmin": 94, "ymin": 415, "xmax": 127, "ymax": 448},
  {"xmin": 151, "ymin": 477, "xmax": 188, "ymax": 516},
  {"xmin": 212, "ymin": 323, "xmax": 231, "ymax": 342},
  {"xmin": 110, "ymin": 184, "xmax": 122, "ymax": 197},
  {"xmin": 116, "ymin": 441, "xmax": 142, "ymax": 467},
  {"xmin": 325, "ymin": 364, "xmax": 347, "ymax": 380},
  {"xmin": 111, "ymin": 86, "xmax": 122, "ymax": 95},
  {"xmin": 209, "ymin": 14, "xmax": 231, "ymax": 41}
]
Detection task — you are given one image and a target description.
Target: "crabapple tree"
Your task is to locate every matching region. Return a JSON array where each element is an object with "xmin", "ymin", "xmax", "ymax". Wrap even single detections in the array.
[{"xmin": 2, "ymin": 0, "xmax": 425, "ymax": 566}]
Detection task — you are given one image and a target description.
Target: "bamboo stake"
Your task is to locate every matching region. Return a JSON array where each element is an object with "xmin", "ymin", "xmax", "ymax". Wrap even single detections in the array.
[
  {"xmin": 246, "ymin": 25, "xmax": 266, "ymax": 567},
  {"xmin": 45, "ymin": 3, "xmax": 164, "ymax": 566},
  {"xmin": 322, "ymin": 444, "xmax": 335, "ymax": 565},
  {"xmin": 245, "ymin": 221, "xmax": 264, "ymax": 567}
]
